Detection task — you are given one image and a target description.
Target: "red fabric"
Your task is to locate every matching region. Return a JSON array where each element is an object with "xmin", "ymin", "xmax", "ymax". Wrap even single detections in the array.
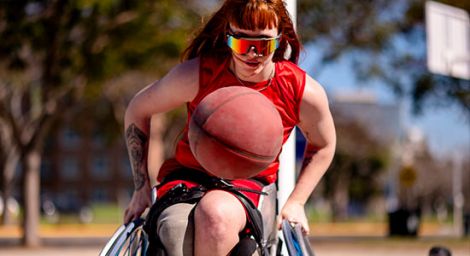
[
  {"xmin": 156, "ymin": 177, "xmax": 264, "ymax": 207},
  {"xmin": 160, "ymin": 55, "xmax": 306, "ymax": 184}
]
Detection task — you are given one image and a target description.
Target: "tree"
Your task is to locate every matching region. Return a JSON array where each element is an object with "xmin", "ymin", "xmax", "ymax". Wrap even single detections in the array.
[
  {"xmin": 0, "ymin": 96, "xmax": 19, "ymax": 226},
  {"xmin": 297, "ymin": 0, "xmax": 469, "ymax": 115},
  {"xmin": 323, "ymin": 109, "xmax": 390, "ymax": 220},
  {"xmin": 0, "ymin": 0, "xmax": 198, "ymax": 247}
]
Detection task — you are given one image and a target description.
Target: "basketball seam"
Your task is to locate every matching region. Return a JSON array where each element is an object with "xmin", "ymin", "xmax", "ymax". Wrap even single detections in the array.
[
  {"xmin": 196, "ymin": 90, "xmax": 259, "ymax": 127},
  {"xmin": 193, "ymin": 120, "xmax": 277, "ymax": 161}
]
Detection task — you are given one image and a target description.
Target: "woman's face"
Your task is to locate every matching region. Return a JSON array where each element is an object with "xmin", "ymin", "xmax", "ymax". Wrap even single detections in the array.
[{"xmin": 228, "ymin": 24, "xmax": 279, "ymax": 80}]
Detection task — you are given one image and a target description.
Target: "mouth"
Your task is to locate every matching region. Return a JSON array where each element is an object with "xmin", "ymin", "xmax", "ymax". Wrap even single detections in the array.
[
  {"xmin": 233, "ymin": 55, "xmax": 261, "ymax": 69},
  {"xmin": 241, "ymin": 58, "xmax": 261, "ymax": 68},
  {"xmin": 244, "ymin": 60, "xmax": 260, "ymax": 68}
]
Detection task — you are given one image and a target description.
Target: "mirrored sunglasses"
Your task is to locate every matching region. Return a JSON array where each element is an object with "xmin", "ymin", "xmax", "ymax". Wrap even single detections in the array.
[{"xmin": 226, "ymin": 34, "xmax": 280, "ymax": 56}]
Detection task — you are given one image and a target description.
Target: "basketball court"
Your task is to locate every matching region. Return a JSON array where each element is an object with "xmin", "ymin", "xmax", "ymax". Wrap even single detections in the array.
[{"xmin": 1, "ymin": 237, "xmax": 469, "ymax": 256}]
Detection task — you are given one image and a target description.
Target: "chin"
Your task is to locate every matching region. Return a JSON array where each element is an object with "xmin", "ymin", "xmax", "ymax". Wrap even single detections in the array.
[{"xmin": 242, "ymin": 66, "xmax": 263, "ymax": 78}]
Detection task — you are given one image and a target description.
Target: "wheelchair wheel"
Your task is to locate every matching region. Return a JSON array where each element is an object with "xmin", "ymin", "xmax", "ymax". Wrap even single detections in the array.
[
  {"xmin": 281, "ymin": 219, "xmax": 315, "ymax": 256},
  {"xmin": 100, "ymin": 218, "xmax": 149, "ymax": 256}
]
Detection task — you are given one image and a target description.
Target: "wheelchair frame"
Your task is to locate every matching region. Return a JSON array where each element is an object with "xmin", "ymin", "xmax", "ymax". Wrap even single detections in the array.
[
  {"xmin": 100, "ymin": 186, "xmax": 314, "ymax": 256},
  {"xmin": 99, "ymin": 219, "xmax": 314, "ymax": 256},
  {"xmin": 99, "ymin": 218, "xmax": 149, "ymax": 256}
]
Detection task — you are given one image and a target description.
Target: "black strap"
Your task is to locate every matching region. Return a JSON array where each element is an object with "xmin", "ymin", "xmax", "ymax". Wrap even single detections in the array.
[
  {"xmin": 229, "ymin": 188, "xmax": 269, "ymax": 256},
  {"xmin": 229, "ymin": 236, "xmax": 258, "ymax": 256}
]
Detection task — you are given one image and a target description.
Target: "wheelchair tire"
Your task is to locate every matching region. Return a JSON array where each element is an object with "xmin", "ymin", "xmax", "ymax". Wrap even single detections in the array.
[
  {"xmin": 99, "ymin": 218, "xmax": 149, "ymax": 256},
  {"xmin": 281, "ymin": 219, "xmax": 314, "ymax": 256}
]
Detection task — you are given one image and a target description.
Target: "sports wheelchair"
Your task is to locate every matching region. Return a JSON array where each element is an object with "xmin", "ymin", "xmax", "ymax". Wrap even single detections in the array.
[{"xmin": 99, "ymin": 184, "xmax": 314, "ymax": 256}]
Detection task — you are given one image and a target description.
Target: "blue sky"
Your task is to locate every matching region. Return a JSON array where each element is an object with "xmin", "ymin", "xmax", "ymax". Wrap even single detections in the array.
[{"xmin": 299, "ymin": 44, "xmax": 470, "ymax": 159}]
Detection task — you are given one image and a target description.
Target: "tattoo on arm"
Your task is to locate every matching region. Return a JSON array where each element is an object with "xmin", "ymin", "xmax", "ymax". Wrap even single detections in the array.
[
  {"xmin": 126, "ymin": 124, "xmax": 149, "ymax": 191},
  {"xmin": 301, "ymin": 143, "xmax": 318, "ymax": 171}
]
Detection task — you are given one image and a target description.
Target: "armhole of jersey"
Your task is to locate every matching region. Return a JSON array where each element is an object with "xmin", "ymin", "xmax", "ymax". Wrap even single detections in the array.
[
  {"xmin": 194, "ymin": 55, "xmax": 216, "ymax": 104},
  {"xmin": 295, "ymin": 71, "xmax": 307, "ymax": 123},
  {"xmin": 193, "ymin": 55, "xmax": 230, "ymax": 104},
  {"xmin": 196, "ymin": 56, "xmax": 205, "ymax": 102},
  {"xmin": 186, "ymin": 56, "xmax": 209, "ymax": 113}
]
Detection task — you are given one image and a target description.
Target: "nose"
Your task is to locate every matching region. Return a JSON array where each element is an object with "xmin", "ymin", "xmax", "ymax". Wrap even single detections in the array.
[{"xmin": 247, "ymin": 46, "xmax": 261, "ymax": 58}]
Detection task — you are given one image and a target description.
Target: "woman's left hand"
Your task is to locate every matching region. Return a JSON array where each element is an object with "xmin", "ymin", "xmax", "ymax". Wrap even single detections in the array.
[{"xmin": 278, "ymin": 200, "xmax": 310, "ymax": 235}]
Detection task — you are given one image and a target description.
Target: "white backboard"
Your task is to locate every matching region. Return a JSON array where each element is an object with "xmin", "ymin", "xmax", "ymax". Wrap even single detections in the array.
[{"xmin": 425, "ymin": 1, "xmax": 470, "ymax": 80}]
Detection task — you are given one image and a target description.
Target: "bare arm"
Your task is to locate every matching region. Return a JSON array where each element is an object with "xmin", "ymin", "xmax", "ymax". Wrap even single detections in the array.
[
  {"xmin": 123, "ymin": 57, "xmax": 199, "ymax": 223},
  {"xmin": 126, "ymin": 124, "xmax": 150, "ymax": 191},
  {"xmin": 280, "ymin": 74, "xmax": 336, "ymax": 233}
]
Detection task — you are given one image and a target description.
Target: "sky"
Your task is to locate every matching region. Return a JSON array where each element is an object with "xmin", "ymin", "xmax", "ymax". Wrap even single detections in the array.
[{"xmin": 299, "ymin": 44, "xmax": 470, "ymax": 159}]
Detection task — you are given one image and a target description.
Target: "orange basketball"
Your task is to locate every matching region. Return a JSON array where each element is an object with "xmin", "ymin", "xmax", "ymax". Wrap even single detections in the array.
[{"xmin": 188, "ymin": 86, "xmax": 283, "ymax": 179}]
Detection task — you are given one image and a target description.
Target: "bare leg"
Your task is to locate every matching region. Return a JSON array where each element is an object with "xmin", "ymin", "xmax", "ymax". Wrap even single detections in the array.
[{"xmin": 194, "ymin": 190, "xmax": 247, "ymax": 256}]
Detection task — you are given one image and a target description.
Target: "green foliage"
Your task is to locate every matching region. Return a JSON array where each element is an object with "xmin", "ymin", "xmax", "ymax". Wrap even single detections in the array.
[
  {"xmin": 0, "ymin": 0, "xmax": 199, "ymax": 91},
  {"xmin": 0, "ymin": 0, "xmax": 201, "ymax": 146}
]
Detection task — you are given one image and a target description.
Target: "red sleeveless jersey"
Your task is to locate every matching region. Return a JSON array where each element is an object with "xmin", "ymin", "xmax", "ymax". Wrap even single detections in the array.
[{"xmin": 159, "ymin": 55, "xmax": 306, "ymax": 184}]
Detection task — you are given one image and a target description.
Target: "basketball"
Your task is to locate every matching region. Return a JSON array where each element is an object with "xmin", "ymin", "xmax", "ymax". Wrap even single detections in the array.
[{"xmin": 188, "ymin": 86, "xmax": 283, "ymax": 179}]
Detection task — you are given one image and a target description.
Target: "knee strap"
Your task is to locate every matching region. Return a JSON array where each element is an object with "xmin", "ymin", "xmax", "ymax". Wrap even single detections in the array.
[
  {"xmin": 229, "ymin": 189, "xmax": 269, "ymax": 256},
  {"xmin": 229, "ymin": 236, "xmax": 258, "ymax": 256}
]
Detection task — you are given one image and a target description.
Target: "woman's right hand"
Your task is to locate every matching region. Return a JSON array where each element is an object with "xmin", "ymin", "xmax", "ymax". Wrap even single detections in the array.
[{"xmin": 123, "ymin": 184, "xmax": 152, "ymax": 224}]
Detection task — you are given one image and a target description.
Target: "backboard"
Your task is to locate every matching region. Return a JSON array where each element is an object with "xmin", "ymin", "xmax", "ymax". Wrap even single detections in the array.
[{"xmin": 425, "ymin": 1, "xmax": 469, "ymax": 80}]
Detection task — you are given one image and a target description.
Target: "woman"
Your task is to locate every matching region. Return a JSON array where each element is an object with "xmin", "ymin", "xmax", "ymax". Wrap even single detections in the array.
[{"xmin": 123, "ymin": 0, "xmax": 336, "ymax": 255}]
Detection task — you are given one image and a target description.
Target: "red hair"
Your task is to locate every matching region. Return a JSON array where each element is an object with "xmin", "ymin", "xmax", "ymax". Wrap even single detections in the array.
[{"xmin": 182, "ymin": 0, "xmax": 301, "ymax": 64}]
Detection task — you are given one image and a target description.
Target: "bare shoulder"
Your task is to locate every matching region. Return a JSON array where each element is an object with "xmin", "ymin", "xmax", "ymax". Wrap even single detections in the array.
[
  {"xmin": 169, "ymin": 57, "xmax": 200, "ymax": 82},
  {"xmin": 300, "ymin": 74, "xmax": 330, "ymax": 117},
  {"xmin": 128, "ymin": 58, "xmax": 200, "ymax": 116},
  {"xmin": 298, "ymin": 74, "xmax": 336, "ymax": 148},
  {"xmin": 144, "ymin": 58, "xmax": 199, "ymax": 102},
  {"xmin": 157, "ymin": 57, "xmax": 200, "ymax": 101}
]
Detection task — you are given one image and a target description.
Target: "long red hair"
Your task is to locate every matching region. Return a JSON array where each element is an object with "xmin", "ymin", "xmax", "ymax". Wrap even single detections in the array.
[{"xmin": 182, "ymin": 0, "xmax": 301, "ymax": 64}]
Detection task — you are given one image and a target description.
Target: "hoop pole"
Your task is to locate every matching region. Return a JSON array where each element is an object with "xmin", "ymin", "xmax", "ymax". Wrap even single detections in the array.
[{"xmin": 278, "ymin": 1, "xmax": 297, "ymax": 255}]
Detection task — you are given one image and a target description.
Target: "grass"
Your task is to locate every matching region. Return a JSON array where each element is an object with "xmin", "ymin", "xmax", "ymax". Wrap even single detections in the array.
[
  {"xmin": 90, "ymin": 203, "xmax": 123, "ymax": 224},
  {"xmin": 39, "ymin": 203, "xmax": 123, "ymax": 225}
]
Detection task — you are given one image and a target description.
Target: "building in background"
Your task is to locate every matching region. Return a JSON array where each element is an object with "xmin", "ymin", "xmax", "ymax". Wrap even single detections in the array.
[
  {"xmin": 40, "ymin": 123, "xmax": 132, "ymax": 214},
  {"xmin": 332, "ymin": 91, "xmax": 403, "ymax": 146}
]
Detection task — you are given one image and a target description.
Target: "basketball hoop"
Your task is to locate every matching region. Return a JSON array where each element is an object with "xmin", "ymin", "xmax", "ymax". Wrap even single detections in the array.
[{"xmin": 426, "ymin": 1, "xmax": 470, "ymax": 80}]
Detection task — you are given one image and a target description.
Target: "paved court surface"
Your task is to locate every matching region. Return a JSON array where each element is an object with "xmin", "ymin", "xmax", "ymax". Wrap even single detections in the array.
[
  {"xmin": 1, "ymin": 237, "xmax": 469, "ymax": 256},
  {"xmin": 1, "ymin": 223, "xmax": 468, "ymax": 255}
]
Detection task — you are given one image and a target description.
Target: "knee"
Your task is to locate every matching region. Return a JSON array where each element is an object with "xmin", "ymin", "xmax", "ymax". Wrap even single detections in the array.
[
  {"xmin": 194, "ymin": 204, "xmax": 232, "ymax": 240},
  {"xmin": 194, "ymin": 191, "xmax": 246, "ymax": 236}
]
